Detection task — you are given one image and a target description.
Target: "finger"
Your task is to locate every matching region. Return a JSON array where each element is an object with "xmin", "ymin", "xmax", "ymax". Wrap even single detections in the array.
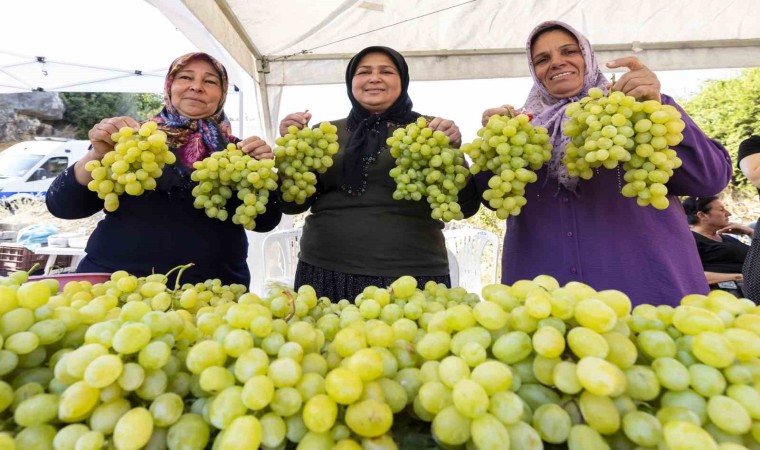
[
  {"xmin": 428, "ymin": 117, "xmax": 442, "ymax": 129},
  {"xmin": 624, "ymin": 85, "xmax": 661, "ymax": 102},
  {"xmin": 244, "ymin": 138, "xmax": 267, "ymax": 152},
  {"xmin": 606, "ymin": 56, "xmax": 646, "ymax": 71},
  {"xmin": 613, "ymin": 72, "xmax": 660, "ymax": 100},
  {"xmin": 280, "ymin": 120, "xmax": 302, "ymax": 136},
  {"xmin": 611, "ymin": 69, "xmax": 649, "ymax": 91},
  {"xmin": 240, "ymin": 136, "xmax": 266, "ymax": 148},
  {"xmin": 481, "ymin": 108, "xmax": 510, "ymax": 123},
  {"xmin": 485, "ymin": 108, "xmax": 509, "ymax": 117},
  {"xmin": 124, "ymin": 117, "xmax": 141, "ymax": 129},
  {"xmin": 449, "ymin": 130, "xmax": 462, "ymax": 148},
  {"xmin": 289, "ymin": 112, "xmax": 310, "ymax": 125},
  {"xmin": 255, "ymin": 151, "xmax": 274, "ymax": 160},
  {"xmin": 289, "ymin": 117, "xmax": 308, "ymax": 128},
  {"xmin": 251, "ymin": 146, "xmax": 273, "ymax": 158},
  {"xmin": 90, "ymin": 122, "xmax": 118, "ymax": 142},
  {"xmin": 433, "ymin": 119, "xmax": 454, "ymax": 132},
  {"xmin": 108, "ymin": 117, "xmax": 138, "ymax": 132}
]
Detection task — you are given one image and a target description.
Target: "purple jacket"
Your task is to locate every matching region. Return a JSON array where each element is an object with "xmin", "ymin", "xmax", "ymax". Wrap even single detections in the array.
[{"xmin": 477, "ymin": 95, "xmax": 732, "ymax": 306}]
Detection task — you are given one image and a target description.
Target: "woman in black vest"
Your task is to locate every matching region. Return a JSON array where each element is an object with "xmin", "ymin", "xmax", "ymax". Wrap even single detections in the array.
[{"xmin": 279, "ymin": 46, "xmax": 480, "ymax": 302}]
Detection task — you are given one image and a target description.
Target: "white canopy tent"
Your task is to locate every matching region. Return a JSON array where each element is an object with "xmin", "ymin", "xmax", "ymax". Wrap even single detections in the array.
[
  {"xmin": 3, "ymin": 0, "xmax": 760, "ymax": 140},
  {"xmin": 0, "ymin": 0, "xmax": 257, "ymax": 136},
  {"xmin": 150, "ymin": 0, "xmax": 760, "ymax": 141}
]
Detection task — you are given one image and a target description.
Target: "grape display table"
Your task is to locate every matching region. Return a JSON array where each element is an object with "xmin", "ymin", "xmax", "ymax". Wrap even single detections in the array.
[{"xmin": 34, "ymin": 246, "xmax": 86, "ymax": 273}]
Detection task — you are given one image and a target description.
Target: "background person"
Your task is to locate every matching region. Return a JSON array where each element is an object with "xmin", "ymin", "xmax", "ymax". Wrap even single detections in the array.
[
  {"xmin": 738, "ymin": 135, "xmax": 760, "ymax": 303},
  {"xmin": 682, "ymin": 196, "xmax": 750, "ymax": 297},
  {"xmin": 279, "ymin": 46, "xmax": 480, "ymax": 301},
  {"xmin": 478, "ymin": 21, "xmax": 732, "ymax": 306},
  {"xmin": 47, "ymin": 52, "xmax": 281, "ymax": 286}
]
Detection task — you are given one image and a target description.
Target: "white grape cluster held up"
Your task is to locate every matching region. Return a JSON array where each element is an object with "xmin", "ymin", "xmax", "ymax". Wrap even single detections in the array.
[
  {"xmin": 84, "ymin": 121, "xmax": 176, "ymax": 212},
  {"xmin": 190, "ymin": 144, "xmax": 278, "ymax": 230},
  {"xmin": 273, "ymin": 122, "xmax": 339, "ymax": 204},
  {"xmin": 461, "ymin": 113, "xmax": 553, "ymax": 220},
  {"xmin": 388, "ymin": 117, "xmax": 470, "ymax": 222},
  {"xmin": 562, "ymin": 87, "xmax": 686, "ymax": 209}
]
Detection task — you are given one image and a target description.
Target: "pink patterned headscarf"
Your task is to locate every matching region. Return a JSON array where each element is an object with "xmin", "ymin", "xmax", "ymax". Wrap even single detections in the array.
[
  {"xmin": 150, "ymin": 52, "xmax": 238, "ymax": 168},
  {"xmin": 522, "ymin": 21, "xmax": 608, "ymax": 191}
]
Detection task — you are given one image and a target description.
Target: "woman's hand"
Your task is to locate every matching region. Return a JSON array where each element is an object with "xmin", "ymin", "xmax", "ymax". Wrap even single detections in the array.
[
  {"xmin": 75, "ymin": 116, "xmax": 139, "ymax": 185},
  {"xmin": 481, "ymin": 105, "xmax": 518, "ymax": 127},
  {"xmin": 428, "ymin": 117, "xmax": 462, "ymax": 148},
  {"xmin": 606, "ymin": 56, "xmax": 662, "ymax": 103},
  {"xmin": 718, "ymin": 222, "xmax": 755, "ymax": 238},
  {"xmin": 279, "ymin": 112, "xmax": 312, "ymax": 137},
  {"xmin": 88, "ymin": 116, "xmax": 141, "ymax": 157},
  {"xmin": 239, "ymin": 136, "xmax": 273, "ymax": 160}
]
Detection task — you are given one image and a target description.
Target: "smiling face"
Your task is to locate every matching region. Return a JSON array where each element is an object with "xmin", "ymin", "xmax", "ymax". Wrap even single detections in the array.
[
  {"xmin": 169, "ymin": 58, "xmax": 223, "ymax": 119},
  {"xmin": 350, "ymin": 52, "xmax": 402, "ymax": 114},
  {"xmin": 531, "ymin": 29, "xmax": 586, "ymax": 99}
]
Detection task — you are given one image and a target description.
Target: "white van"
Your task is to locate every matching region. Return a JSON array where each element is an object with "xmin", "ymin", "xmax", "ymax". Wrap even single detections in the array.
[{"xmin": 0, "ymin": 138, "xmax": 90, "ymax": 203}]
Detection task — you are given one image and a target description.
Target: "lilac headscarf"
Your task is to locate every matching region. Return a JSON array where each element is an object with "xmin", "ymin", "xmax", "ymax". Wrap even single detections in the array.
[{"xmin": 522, "ymin": 21, "xmax": 608, "ymax": 191}]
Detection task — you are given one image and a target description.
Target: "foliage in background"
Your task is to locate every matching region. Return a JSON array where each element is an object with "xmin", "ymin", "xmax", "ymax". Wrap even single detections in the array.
[
  {"xmin": 59, "ymin": 93, "xmax": 162, "ymax": 139},
  {"xmin": 682, "ymin": 68, "xmax": 760, "ymax": 194}
]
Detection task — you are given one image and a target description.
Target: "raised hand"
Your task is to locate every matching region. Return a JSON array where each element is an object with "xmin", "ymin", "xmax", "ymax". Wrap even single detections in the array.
[
  {"xmin": 428, "ymin": 117, "xmax": 462, "ymax": 148},
  {"xmin": 279, "ymin": 112, "xmax": 312, "ymax": 136},
  {"xmin": 606, "ymin": 56, "xmax": 662, "ymax": 103}
]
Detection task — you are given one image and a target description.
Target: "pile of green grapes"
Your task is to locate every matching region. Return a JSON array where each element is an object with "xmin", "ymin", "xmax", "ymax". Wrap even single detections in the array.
[
  {"xmin": 388, "ymin": 117, "xmax": 471, "ymax": 222},
  {"xmin": 85, "ymin": 121, "xmax": 176, "ymax": 212},
  {"xmin": 190, "ymin": 144, "xmax": 278, "ymax": 230},
  {"xmin": 273, "ymin": 122, "xmax": 339, "ymax": 204},
  {"xmin": 0, "ymin": 261, "xmax": 758, "ymax": 449},
  {"xmin": 461, "ymin": 114, "xmax": 553, "ymax": 220},
  {"xmin": 562, "ymin": 88, "xmax": 686, "ymax": 209}
]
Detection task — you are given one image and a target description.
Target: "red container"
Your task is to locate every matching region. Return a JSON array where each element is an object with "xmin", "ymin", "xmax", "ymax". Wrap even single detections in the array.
[{"xmin": 28, "ymin": 272, "xmax": 112, "ymax": 288}]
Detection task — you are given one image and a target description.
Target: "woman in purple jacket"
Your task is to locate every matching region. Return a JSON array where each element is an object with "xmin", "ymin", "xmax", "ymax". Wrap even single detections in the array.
[{"xmin": 479, "ymin": 21, "xmax": 732, "ymax": 306}]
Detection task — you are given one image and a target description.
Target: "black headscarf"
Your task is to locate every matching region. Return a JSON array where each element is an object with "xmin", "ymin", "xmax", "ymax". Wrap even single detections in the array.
[
  {"xmin": 342, "ymin": 46, "xmax": 420, "ymax": 196},
  {"xmin": 682, "ymin": 196, "xmax": 719, "ymax": 225}
]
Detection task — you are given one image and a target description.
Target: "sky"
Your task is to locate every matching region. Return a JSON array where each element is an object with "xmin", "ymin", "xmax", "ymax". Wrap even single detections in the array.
[{"xmin": 0, "ymin": 0, "xmax": 748, "ymax": 142}]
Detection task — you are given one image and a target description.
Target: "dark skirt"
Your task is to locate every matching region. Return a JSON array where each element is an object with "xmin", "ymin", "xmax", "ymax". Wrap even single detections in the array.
[
  {"xmin": 294, "ymin": 260, "xmax": 451, "ymax": 303},
  {"xmin": 742, "ymin": 230, "xmax": 760, "ymax": 304}
]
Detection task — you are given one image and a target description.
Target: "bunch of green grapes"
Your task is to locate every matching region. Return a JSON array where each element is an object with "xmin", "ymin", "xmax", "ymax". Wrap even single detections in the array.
[
  {"xmin": 563, "ymin": 87, "xmax": 686, "ymax": 209},
  {"xmin": 273, "ymin": 121, "xmax": 339, "ymax": 204},
  {"xmin": 2, "ymin": 252, "xmax": 759, "ymax": 450},
  {"xmin": 461, "ymin": 113, "xmax": 552, "ymax": 220},
  {"xmin": 191, "ymin": 144, "xmax": 278, "ymax": 230},
  {"xmin": 387, "ymin": 117, "xmax": 470, "ymax": 222},
  {"xmin": 84, "ymin": 121, "xmax": 176, "ymax": 212}
]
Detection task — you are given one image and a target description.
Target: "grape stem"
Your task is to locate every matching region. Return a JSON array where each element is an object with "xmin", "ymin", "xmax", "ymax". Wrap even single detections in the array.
[
  {"xmin": 283, "ymin": 289, "xmax": 296, "ymax": 321},
  {"xmin": 171, "ymin": 263, "xmax": 196, "ymax": 292},
  {"xmin": 160, "ymin": 264, "xmax": 181, "ymax": 282},
  {"xmin": 27, "ymin": 263, "xmax": 41, "ymax": 275},
  {"xmin": 607, "ymin": 73, "xmax": 617, "ymax": 95}
]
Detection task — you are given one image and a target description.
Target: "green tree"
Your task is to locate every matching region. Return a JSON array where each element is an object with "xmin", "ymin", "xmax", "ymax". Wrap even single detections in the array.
[
  {"xmin": 682, "ymin": 68, "xmax": 760, "ymax": 192},
  {"xmin": 134, "ymin": 93, "xmax": 163, "ymax": 119},
  {"xmin": 59, "ymin": 92, "xmax": 162, "ymax": 139}
]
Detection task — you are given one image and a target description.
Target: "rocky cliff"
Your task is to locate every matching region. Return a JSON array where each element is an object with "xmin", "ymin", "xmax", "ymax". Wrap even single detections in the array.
[{"xmin": 0, "ymin": 92, "xmax": 66, "ymax": 142}]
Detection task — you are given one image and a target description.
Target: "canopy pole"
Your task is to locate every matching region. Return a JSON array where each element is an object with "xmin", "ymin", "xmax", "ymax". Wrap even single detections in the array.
[{"xmin": 256, "ymin": 59, "xmax": 274, "ymax": 143}]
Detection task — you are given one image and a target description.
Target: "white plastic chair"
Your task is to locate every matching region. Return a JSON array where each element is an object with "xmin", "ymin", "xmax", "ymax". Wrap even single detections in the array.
[
  {"xmin": 444, "ymin": 228, "xmax": 501, "ymax": 295},
  {"xmin": 259, "ymin": 227, "xmax": 303, "ymax": 291},
  {"xmin": 447, "ymin": 248, "xmax": 459, "ymax": 288}
]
